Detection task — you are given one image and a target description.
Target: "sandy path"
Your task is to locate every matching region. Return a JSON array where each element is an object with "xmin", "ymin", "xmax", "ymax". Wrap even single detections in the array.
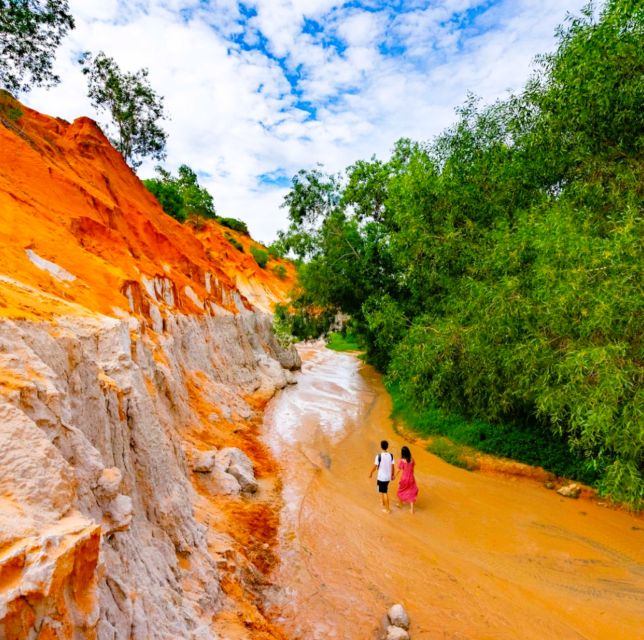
[{"xmin": 262, "ymin": 344, "xmax": 644, "ymax": 639}]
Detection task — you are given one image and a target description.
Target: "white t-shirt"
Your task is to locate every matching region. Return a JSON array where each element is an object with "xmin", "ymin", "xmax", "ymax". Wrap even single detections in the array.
[{"xmin": 375, "ymin": 452, "xmax": 394, "ymax": 481}]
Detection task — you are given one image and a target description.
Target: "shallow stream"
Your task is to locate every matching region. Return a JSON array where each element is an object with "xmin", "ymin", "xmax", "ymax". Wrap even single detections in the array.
[{"xmin": 262, "ymin": 343, "xmax": 644, "ymax": 639}]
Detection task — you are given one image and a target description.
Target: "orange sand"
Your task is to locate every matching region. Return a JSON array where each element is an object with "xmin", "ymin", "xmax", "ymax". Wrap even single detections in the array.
[
  {"xmin": 0, "ymin": 98, "xmax": 295, "ymax": 321},
  {"xmin": 263, "ymin": 344, "xmax": 644, "ymax": 640}
]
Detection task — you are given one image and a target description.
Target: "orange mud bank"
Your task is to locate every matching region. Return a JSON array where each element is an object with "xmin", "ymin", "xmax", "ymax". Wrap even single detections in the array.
[{"xmin": 262, "ymin": 344, "xmax": 644, "ymax": 640}]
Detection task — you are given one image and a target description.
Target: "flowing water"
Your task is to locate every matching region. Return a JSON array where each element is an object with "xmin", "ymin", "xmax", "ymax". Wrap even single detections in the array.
[{"xmin": 262, "ymin": 343, "xmax": 644, "ymax": 639}]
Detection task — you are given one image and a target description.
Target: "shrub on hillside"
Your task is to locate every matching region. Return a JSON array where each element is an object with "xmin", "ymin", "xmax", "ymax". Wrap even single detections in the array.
[
  {"xmin": 250, "ymin": 245, "xmax": 269, "ymax": 268},
  {"xmin": 218, "ymin": 216, "xmax": 249, "ymax": 235}
]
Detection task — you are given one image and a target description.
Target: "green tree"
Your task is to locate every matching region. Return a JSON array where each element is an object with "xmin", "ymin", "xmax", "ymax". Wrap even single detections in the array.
[
  {"xmin": 0, "ymin": 0, "xmax": 74, "ymax": 94},
  {"xmin": 276, "ymin": 0, "xmax": 644, "ymax": 507},
  {"xmin": 143, "ymin": 164, "xmax": 216, "ymax": 222},
  {"xmin": 80, "ymin": 51, "xmax": 167, "ymax": 168}
]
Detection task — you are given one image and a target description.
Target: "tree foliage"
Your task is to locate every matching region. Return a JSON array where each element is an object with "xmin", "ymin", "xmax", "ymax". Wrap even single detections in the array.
[
  {"xmin": 143, "ymin": 164, "xmax": 250, "ymax": 239},
  {"xmin": 80, "ymin": 51, "xmax": 167, "ymax": 168},
  {"xmin": 278, "ymin": 0, "xmax": 644, "ymax": 507},
  {"xmin": 143, "ymin": 164, "xmax": 216, "ymax": 222},
  {"xmin": 0, "ymin": 0, "xmax": 74, "ymax": 94}
]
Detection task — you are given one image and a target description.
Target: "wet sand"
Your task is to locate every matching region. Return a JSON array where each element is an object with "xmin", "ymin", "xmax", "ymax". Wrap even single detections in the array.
[{"xmin": 262, "ymin": 344, "xmax": 644, "ymax": 639}]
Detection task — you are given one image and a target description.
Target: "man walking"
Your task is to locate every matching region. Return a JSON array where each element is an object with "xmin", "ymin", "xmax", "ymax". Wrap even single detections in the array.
[{"xmin": 369, "ymin": 440, "xmax": 395, "ymax": 513}]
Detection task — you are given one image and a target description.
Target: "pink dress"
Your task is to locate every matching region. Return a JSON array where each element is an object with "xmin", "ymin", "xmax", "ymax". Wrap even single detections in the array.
[{"xmin": 397, "ymin": 459, "xmax": 419, "ymax": 503}]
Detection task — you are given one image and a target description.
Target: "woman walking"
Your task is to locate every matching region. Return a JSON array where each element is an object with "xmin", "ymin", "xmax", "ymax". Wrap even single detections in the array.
[{"xmin": 395, "ymin": 446, "xmax": 419, "ymax": 513}]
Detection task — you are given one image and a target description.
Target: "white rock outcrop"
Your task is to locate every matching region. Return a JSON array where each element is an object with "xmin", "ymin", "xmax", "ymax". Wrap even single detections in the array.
[{"xmin": 0, "ymin": 310, "xmax": 300, "ymax": 639}]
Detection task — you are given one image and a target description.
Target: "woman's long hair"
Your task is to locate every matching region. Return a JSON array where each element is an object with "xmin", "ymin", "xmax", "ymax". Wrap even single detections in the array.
[{"xmin": 401, "ymin": 445, "xmax": 412, "ymax": 463}]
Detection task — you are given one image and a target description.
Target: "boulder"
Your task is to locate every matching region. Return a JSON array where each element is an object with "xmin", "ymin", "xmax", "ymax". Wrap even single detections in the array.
[
  {"xmin": 557, "ymin": 483, "xmax": 581, "ymax": 499},
  {"xmin": 216, "ymin": 448, "xmax": 258, "ymax": 493},
  {"xmin": 386, "ymin": 626, "xmax": 410, "ymax": 640},
  {"xmin": 388, "ymin": 603, "xmax": 410, "ymax": 630}
]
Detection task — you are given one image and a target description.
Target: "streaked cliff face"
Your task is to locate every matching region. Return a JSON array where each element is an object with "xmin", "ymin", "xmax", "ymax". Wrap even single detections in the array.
[{"xmin": 0, "ymin": 99, "xmax": 297, "ymax": 640}]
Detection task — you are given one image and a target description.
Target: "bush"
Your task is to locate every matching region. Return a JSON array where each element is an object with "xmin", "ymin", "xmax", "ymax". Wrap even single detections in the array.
[
  {"xmin": 250, "ymin": 245, "xmax": 269, "ymax": 268},
  {"xmin": 272, "ymin": 264, "xmax": 287, "ymax": 280},
  {"xmin": 0, "ymin": 90, "xmax": 23, "ymax": 123},
  {"xmin": 224, "ymin": 233, "xmax": 243, "ymax": 252},
  {"xmin": 217, "ymin": 216, "xmax": 249, "ymax": 235},
  {"xmin": 387, "ymin": 382, "xmax": 601, "ymax": 484},
  {"xmin": 268, "ymin": 243, "xmax": 283, "ymax": 258}
]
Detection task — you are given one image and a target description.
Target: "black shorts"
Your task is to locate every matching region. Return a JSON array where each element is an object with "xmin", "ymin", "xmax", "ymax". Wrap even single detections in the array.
[{"xmin": 377, "ymin": 480, "xmax": 390, "ymax": 494}]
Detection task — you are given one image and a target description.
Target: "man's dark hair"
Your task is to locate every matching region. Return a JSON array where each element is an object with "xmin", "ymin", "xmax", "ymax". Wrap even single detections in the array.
[{"xmin": 381, "ymin": 440, "xmax": 388, "ymax": 450}]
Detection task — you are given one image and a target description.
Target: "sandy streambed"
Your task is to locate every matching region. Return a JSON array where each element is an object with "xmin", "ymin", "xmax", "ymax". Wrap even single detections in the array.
[{"xmin": 262, "ymin": 343, "xmax": 644, "ymax": 640}]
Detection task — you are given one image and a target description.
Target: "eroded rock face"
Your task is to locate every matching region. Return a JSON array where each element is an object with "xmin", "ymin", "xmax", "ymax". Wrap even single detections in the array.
[
  {"xmin": 0, "ymin": 98, "xmax": 301, "ymax": 639},
  {"xmin": 0, "ymin": 311, "xmax": 298, "ymax": 639}
]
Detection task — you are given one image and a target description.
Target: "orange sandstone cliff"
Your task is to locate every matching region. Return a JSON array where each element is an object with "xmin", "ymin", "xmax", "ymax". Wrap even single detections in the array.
[{"xmin": 0, "ymin": 99, "xmax": 298, "ymax": 639}]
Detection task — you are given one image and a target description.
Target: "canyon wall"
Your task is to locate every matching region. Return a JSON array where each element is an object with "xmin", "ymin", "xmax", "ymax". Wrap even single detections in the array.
[{"xmin": 0, "ymin": 99, "xmax": 297, "ymax": 640}]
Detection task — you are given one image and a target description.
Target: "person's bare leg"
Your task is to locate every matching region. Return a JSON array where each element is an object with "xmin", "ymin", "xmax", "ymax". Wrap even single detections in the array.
[
  {"xmin": 410, "ymin": 501, "xmax": 415, "ymax": 514},
  {"xmin": 383, "ymin": 493, "xmax": 390, "ymax": 513}
]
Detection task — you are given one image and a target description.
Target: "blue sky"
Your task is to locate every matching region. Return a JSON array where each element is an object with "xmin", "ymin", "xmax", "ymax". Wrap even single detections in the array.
[{"xmin": 26, "ymin": 0, "xmax": 587, "ymax": 242}]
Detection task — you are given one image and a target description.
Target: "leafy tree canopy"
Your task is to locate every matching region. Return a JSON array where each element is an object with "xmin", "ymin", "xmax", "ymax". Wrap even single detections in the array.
[
  {"xmin": 0, "ymin": 0, "xmax": 74, "ymax": 94},
  {"xmin": 277, "ymin": 0, "xmax": 644, "ymax": 508},
  {"xmin": 80, "ymin": 51, "xmax": 167, "ymax": 168},
  {"xmin": 143, "ymin": 164, "xmax": 216, "ymax": 223}
]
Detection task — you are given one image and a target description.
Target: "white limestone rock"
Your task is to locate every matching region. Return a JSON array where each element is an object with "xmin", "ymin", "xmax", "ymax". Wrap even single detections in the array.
[
  {"xmin": 386, "ymin": 626, "xmax": 410, "ymax": 640},
  {"xmin": 104, "ymin": 493, "xmax": 133, "ymax": 533},
  {"xmin": 193, "ymin": 450, "xmax": 218, "ymax": 473},
  {"xmin": 217, "ymin": 447, "xmax": 258, "ymax": 494},
  {"xmin": 0, "ymin": 306, "xmax": 297, "ymax": 639},
  {"xmin": 557, "ymin": 483, "xmax": 581, "ymax": 499},
  {"xmin": 388, "ymin": 603, "xmax": 410, "ymax": 629},
  {"xmin": 97, "ymin": 467, "xmax": 123, "ymax": 498}
]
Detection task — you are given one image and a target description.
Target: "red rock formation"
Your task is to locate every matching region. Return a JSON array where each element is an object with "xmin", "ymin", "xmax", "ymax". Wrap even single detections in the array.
[{"xmin": 0, "ymin": 96, "xmax": 297, "ymax": 639}]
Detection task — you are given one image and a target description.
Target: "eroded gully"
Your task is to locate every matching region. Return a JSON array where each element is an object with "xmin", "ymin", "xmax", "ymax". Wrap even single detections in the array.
[{"xmin": 261, "ymin": 343, "xmax": 644, "ymax": 640}]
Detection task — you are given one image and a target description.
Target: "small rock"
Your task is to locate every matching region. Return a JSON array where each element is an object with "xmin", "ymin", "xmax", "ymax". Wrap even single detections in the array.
[
  {"xmin": 386, "ymin": 626, "xmax": 410, "ymax": 640},
  {"xmin": 388, "ymin": 603, "xmax": 410, "ymax": 630},
  {"xmin": 557, "ymin": 483, "xmax": 581, "ymax": 499},
  {"xmin": 97, "ymin": 467, "xmax": 122, "ymax": 498},
  {"xmin": 193, "ymin": 450, "xmax": 217, "ymax": 473},
  {"xmin": 544, "ymin": 481, "xmax": 555, "ymax": 490},
  {"xmin": 205, "ymin": 467, "xmax": 241, "ymax": 495},
  {"xmin": 216, "ymin": 447, "xmax": 258, "ymax": 493},
  {"xmin": 104, "ymin": 493, "xmax": 133, "ymax": 532}
]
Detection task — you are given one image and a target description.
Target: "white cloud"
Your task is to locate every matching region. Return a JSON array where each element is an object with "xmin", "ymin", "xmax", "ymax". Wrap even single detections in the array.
[{"xmin": 22, "ymin": 0, "xmax": 587, "ymax": 244}]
